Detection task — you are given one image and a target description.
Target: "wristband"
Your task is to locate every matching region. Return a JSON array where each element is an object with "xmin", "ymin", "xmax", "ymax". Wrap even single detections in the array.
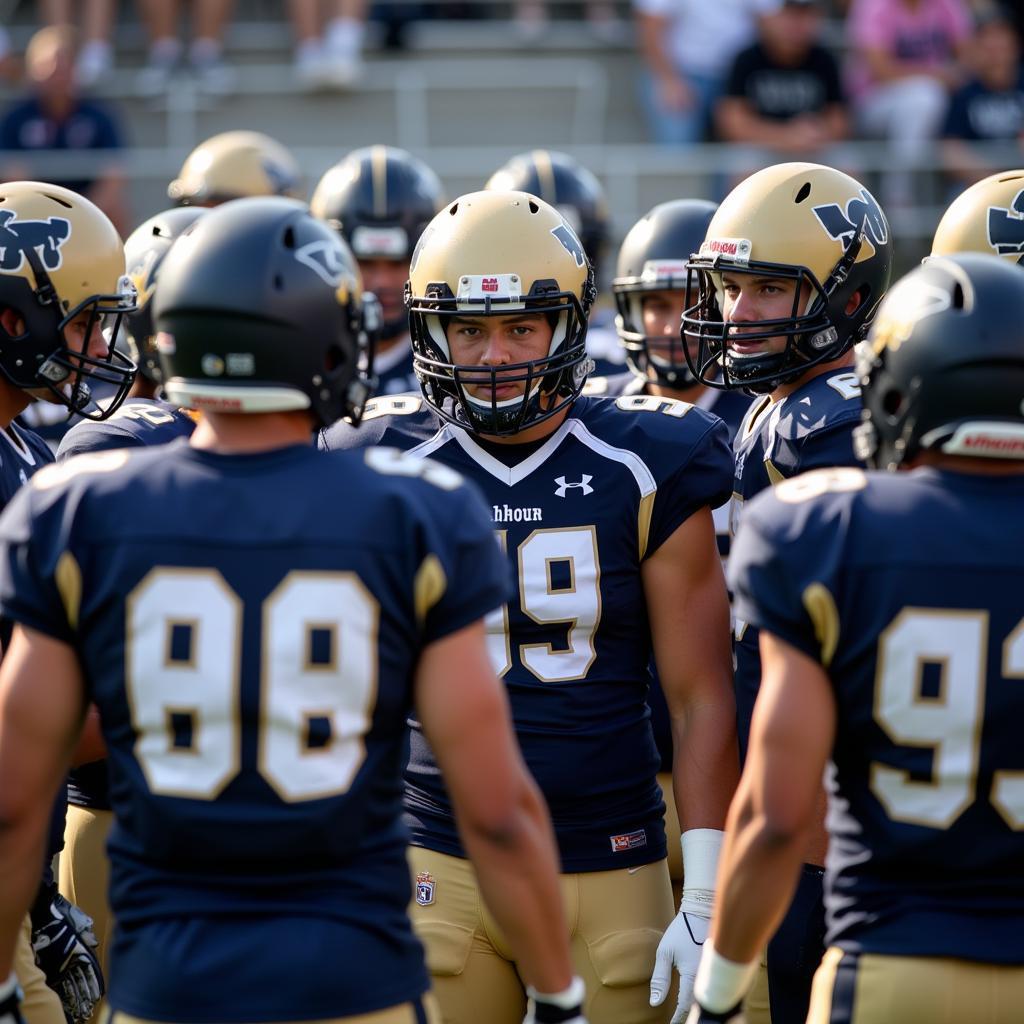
[
  {"xmin": 526, "ymin": 974, "xmax": 585, "ymax": 1009},
  {"xmin": 692, "ymin": 940, "xmax": 758, "ymax": 1015},
  {"xmin": 0, "ymin": 972, "xmax": 18, "ymax": 1001},
  {"xmin": 680, "ymin": 827, "xmax": 723, "ymax": 913}
]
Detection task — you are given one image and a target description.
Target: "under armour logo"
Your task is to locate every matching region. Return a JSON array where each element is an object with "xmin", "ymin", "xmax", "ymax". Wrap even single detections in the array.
[
  {"xmin": 0, "ymin": 211, "xmax": 71, "ymax": 273},
  {"xmin": 554, "ymin": 474, "xmax": 593, "ymax": 497}
]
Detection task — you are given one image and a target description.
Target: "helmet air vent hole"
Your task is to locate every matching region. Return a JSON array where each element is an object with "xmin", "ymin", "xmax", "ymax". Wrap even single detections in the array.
[
  {"xmin": 44, "ymin": 193, "xmax": 73, "ymax": 209},
  {"xmin": 449, "ymin": 203, "xmax": 459, "ymax": 215},
  {"xmin": 528, "ymin": 200, "xmax": 539, "ymax": 214},
  {"xmin": 795, "ymin": 182, "xmax": 812, "ymax": 204},
  {"xmin": 273, "ymin": 273, "xmax": 284, "ymax": 290},
  {"xmin": 951, "ymin": 282, "xmax": 965, "ymax": 309},
  {"xmin": 282, "ymin": 226, "xmax": 296, "ymax": 249}
]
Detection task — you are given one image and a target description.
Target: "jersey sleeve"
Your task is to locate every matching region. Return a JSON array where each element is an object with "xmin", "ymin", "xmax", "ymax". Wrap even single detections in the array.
[
  {"xmin": 0, "ymin": 482, "xmax": 75, "ymax": 644},
  {"xmin": 418, "ymin": 475, "xmax": 510, "ymax": 647},
  {"xmin": 647, "ymin": 413, "xmax": 734, "ymax": 557},
  {"xmin": 57, "ymin": 424, "xmax": 128, "ymax": 461},
  {"xmin": 729, "ymin": 474, "xmax": 856, "ymax": 665}
]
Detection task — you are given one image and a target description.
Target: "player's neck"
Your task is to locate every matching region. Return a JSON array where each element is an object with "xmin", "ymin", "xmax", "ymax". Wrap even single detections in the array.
[
  {"xmin": 770, "ymin": 353, "xmax": 854, "ymax": 403},
  {"xmin": 475, "ymin": 404, "xmax": 572, "ymax": 446},
  {"xmin": 645, "ymin": 379, "xmax": 704, "ymax": 404},
  {"xmin": 0, "ymin": 381, "xmax": 32, "ymax": 429},
  {"xmin": 189, "ymin": 411, "xmax": 315, "ymax": 453},
  {"xmin": 907, "ymin": 451, "xmax": 1024, "ymax": 476},
  {"xmin": 127, "ymin": 377, "xmax": 157, "ymax": 401}
]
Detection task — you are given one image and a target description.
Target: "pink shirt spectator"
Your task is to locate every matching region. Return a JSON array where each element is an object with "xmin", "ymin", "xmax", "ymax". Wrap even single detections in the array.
[{"xmin": 847, "ymin": 0, "xmax": 972, "ymax": 101}]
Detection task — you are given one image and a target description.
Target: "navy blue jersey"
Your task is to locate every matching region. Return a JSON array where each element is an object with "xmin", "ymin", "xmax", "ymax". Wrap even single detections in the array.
[
  {"xmin": 585, "ymin": 378, "xmax": 751, "ymax": 770},
  {"xmin": 0, "ymin": 440, "xmax": 506, "ymax": 1021},
  {"xmin": 57, "ymin": 399, "xmax": 196, "ymax": 461},
  {"xmin": 58, "ymin": 399, "xmax": 196, "ymax": 813},
  {"xmin": 374, "ymin": 339, "xmax": 420, "ymax": 396},
  {"xmin": 323, "ymin": 393, "xmax": 733, "ymax": 870},
  {"xmin": 732, "ymin": 368, "xmax": 862, "ymax": 761},
  {"xmin": 0, "ymin": 421, "xmax": 54, "ymax": 510},
  {"xmin": 729, "ymin": 466, "xmax": 1024, "ymax": 964}
]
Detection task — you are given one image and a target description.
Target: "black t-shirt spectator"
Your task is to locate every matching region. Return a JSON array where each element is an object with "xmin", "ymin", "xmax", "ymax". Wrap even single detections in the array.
[
  {"xmin": 0, "ymin": 95, "xmax": 122, "ymax": 194},
  {"xmin": 943, "ymin": 73, "xmax": 1024, "ymax": 141},
  {"xmin": 725, "ymin": 41, "xmax": 843, "ymax": 120}
]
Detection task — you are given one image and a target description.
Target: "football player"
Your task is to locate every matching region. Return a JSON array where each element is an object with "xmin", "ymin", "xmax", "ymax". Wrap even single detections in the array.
[
  {"xmin": 54, "ymin": 207, "xmax": 205, "ymax": 1019},
  {"xmin": 0, "ymin": 180, "xmax": 136, "ymax": 1024},
  {"xmin": 0, "ymin": 197, "xmax": 588, "ymax": 1024},
  {"xmin": 311, "ymin": 146, "xmax": 445, "ymax": 396},
  {"xmin": 931, "ymin": 167, "xmax": 1024, "ymax": 261},
  {"xmin": 590, "ymin": 199, "xmax": 753, "ymax": 909},
  {"xmin": 485, "ymin": 151, "xmax": 622, "ymax": 375},
  {"xmin": 689, "ymin": 251, "xmax": 1024, "ymax": 1024},
  {"xmin": 167, "ymin": 129, "xmax": 305, "ymax": 206},
  {"xmin": 321, "ymin": 190, "xmax": 739, "ymax": 1024},
  {"xmin": 683, "ymin": 162, "xmax": 893, "ymax": 1024}
]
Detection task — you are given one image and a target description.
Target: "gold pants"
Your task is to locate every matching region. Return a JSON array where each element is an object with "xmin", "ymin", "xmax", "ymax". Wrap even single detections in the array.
[
  {"xmin": 408, "ymin": 847, "xmax": 675, "ymax": 1024},
  {"xmin": 808, "ymin": 946, "xmax": 1024, "ymax": 1024}
]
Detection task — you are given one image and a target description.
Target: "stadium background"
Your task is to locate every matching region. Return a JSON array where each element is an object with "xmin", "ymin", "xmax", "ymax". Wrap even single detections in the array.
[{"xmin": 2, "ymin": 0, "xmax": 1021, "ymax": 281}]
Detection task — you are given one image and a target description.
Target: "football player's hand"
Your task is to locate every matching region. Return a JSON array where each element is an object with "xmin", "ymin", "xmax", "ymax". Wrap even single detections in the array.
[
  {"xmin": 0, "ymin": 973, "xmax": 26, "ymax": 1024},
  {"xmin": 523, "ymin": 975, "xmax": 587, "ymax": 1024},
  {"xmin": 30, "ymin": 888, "xmax": 104, "ymax": 1024},
  {"xmin": 649, "ymin": 906, "xmax": 709, "ymax": 1022},
  {"xmin": 684, "ymin": 1000, "xmax": 744, "ymax": 1024}
]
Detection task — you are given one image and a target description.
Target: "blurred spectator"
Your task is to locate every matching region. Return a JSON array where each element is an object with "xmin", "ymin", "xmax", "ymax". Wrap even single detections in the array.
[
  {"xmin": 942, "ymin": 7, "xmax": 1024, "ymax": 187},
  {"xmin": 136, "ymin": 0, "xmax": 236, "ymax": 97},
  {"xmin": 0, "ymin": 26, "xmax": 16, "ymax": 83},
  {"xmin": 0, "ymin": 25, "xmax": 127, "ymax": 232},
  {"xmin": 634, "ymin": 0, "xmax": 779, "ymax": 145},
  {"xmin": 515, "ymin": 0, "xmax": 620, "ymax": 43},
  {"xmin": 41, "ymin": 0, "xmax": 115, "ymax": 87},
  {"xmin": 717, "ymin": 0, "xmax": 849, "ymax": 170},
  {"xmin": 290, "ymin": 0, "xmax": 366, "ymax": 88},
  {"xmin": 847, "ymin": 0, "xmax": 972, "ymax": 207}
]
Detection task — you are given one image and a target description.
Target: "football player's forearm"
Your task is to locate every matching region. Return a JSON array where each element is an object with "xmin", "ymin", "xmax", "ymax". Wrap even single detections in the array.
[
  {"xmin": 0, "ymin": 811, "xmax": 48, "ymax": 979},
  {"xmin": 709, "ymin": 785, "xmax": 806, "ymax": 965},
  {"xmin": 670, "ymin": 693, "xmax": 739, "ymax": 831},
  {"xmin": 462, "ymin": 777, "xmax": 574, "ymax": 994}
]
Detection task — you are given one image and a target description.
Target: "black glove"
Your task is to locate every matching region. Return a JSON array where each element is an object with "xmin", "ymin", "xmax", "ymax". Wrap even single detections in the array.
[
  {"xmin": 684, "ymin": 1000, "xmax": 744, "ymax": 1023},
  {"xmin": 0, "ymin": 973, "xmax": 26, "ymax": 1024},
  {"xmin": 524, "ymin": 976, "xmax": 588, "ymax": 1024},
  {"xmin": 30, "ymin": 884, "xmax": 104, "ymax": 1024}
]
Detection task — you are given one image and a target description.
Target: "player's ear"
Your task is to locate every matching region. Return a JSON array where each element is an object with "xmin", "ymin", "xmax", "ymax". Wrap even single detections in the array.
[{"xmin": 0, "ymin": 306, "xmax": 27, "ymax": 339}]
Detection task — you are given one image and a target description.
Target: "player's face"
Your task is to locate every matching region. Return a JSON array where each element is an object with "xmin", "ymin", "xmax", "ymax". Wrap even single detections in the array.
[
  {"xmin": 720, "ymin": 272, "xmax": 809, "ymax": 357},
  {"xmin": 641, "ymin": 287, "xmax": 688, "ymax": 367},
  {"xmin": 447, "ymin": 313, "xmax": 554, "ymax": 403},
  {"xmin": 358, "ymin": 258, "xmax": 409, "ymax": 333}
]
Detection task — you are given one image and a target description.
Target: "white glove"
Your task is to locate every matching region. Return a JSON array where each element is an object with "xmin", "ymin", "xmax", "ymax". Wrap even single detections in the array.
[{"xmin": 650, "ymin": 828, "xmax": 722, "ymax": 1022}]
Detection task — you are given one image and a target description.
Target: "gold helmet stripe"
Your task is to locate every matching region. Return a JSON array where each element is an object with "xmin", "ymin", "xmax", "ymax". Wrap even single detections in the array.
[{"xmin": 371, "ymin": 145, "xmax": 388, "ymax": 219}]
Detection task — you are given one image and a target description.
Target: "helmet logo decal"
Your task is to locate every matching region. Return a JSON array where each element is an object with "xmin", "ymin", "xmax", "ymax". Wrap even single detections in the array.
[
  {"xmin": 262, "ymin": 159, "xmax": 297, "ymax": 195},
  {"xmin": 869, "ymin": 279, "xmax": 951, "ymax": 356},
  {"xmin": 812, "ymin": 188, "xmax": 888, "ymax": 258},
  {"xmin": 986, "ymin": 189, "xmax": 1024, "ymax": 255},
  {"xmin": 295, "ymin": 239, "xmax": 349, "ymax": 286},
  {"xmin": 0, "ymin": 211, "xmax": 71, "ymax": 273},
  {"xmin": 551, "ymin": 222, "xmax": 586, "ymax": 268}
]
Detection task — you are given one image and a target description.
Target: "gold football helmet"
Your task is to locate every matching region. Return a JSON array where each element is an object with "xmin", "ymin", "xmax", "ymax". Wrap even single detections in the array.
[
  {"xmin": 407, "ymin": 189, "xmax": 596, "ymax": 435},
  {"xmin": 931, "ymin": 169, "xmax": 1024, "ymax": 262},
  {"xmin": 0, "ymin": 181, "xmax": 135, "ymax": 417},
  {"xmin": 683, "ymin": 162, "xmax": 893, "ymax": 394},
  {"xmin": 167, "ymin": 130, "xmax": 305, "ymax": 206}
]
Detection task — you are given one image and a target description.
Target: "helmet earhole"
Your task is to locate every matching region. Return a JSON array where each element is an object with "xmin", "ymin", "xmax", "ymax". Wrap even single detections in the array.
[
  {"xmin": 795, "ymin": 182, "xmax": 811, "ymax": 204},
  {"xmin": 882, "ymin": 388, "xmax": 904, "ymax": 418}
]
